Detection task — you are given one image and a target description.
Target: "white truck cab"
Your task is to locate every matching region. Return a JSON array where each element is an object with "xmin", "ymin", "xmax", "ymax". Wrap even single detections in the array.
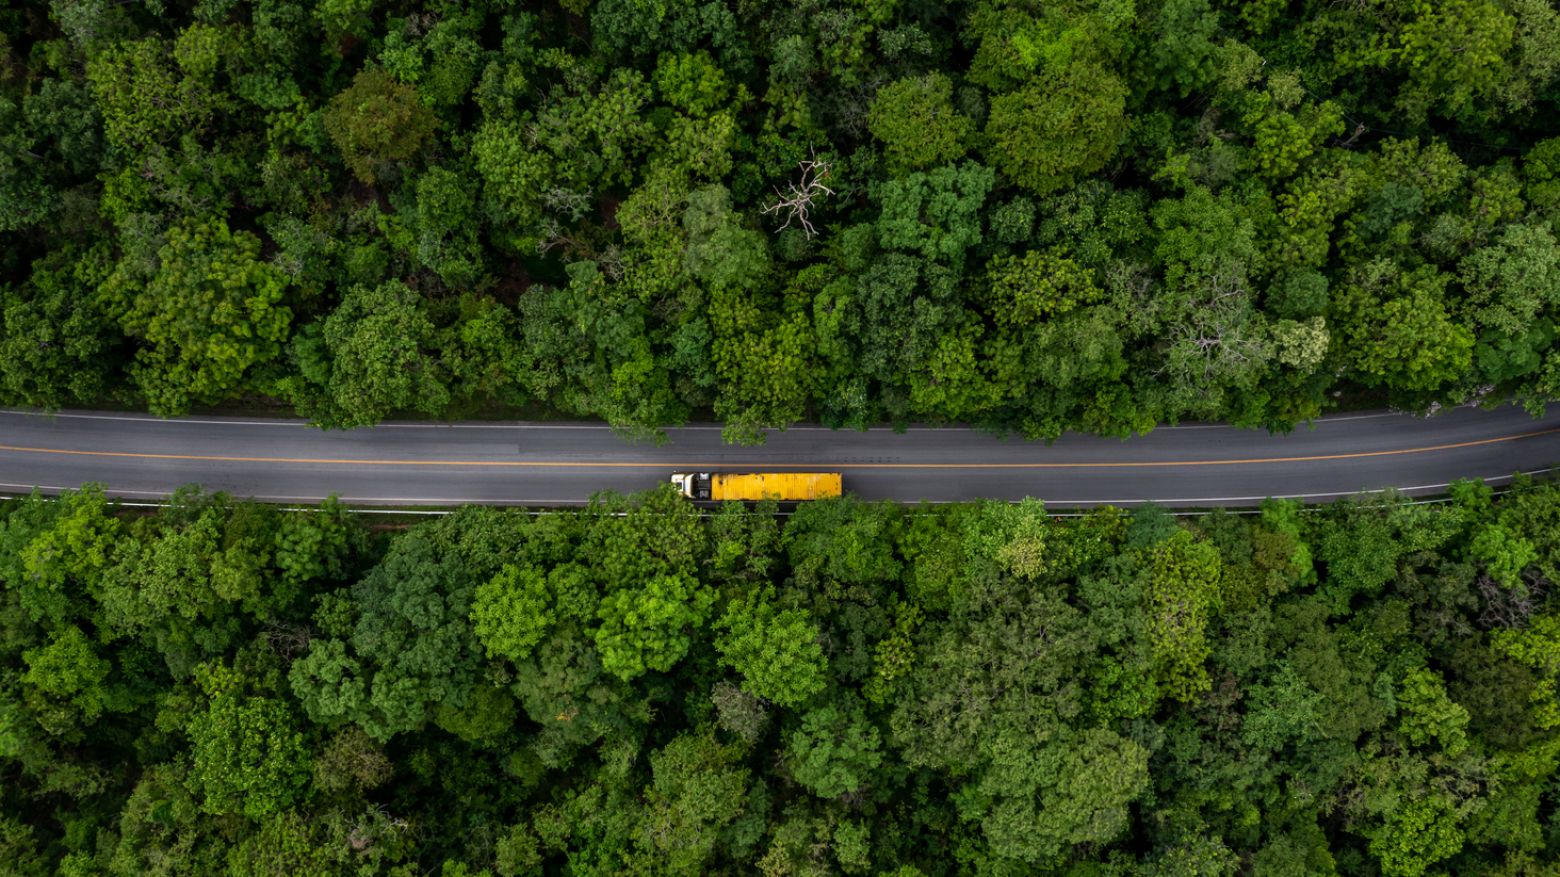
[{"xmin": 669, "ymin": 472, "xmax": 712, "ymax": 500}]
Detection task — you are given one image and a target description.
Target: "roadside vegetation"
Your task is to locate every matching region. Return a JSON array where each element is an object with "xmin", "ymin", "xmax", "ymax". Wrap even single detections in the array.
[
  {"xmin": 4, "ymin": 2, "xmax": 1560, "ymax": 439},
  {"xmin": 4, "ymin": 481, "xmax": 1560, "ymax": 874}
]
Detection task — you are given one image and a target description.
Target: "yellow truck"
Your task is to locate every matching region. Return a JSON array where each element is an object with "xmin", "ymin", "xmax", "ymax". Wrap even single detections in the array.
[{"xmin": 669, "ymin": 472, "xmax": 842, "ymax": 501}]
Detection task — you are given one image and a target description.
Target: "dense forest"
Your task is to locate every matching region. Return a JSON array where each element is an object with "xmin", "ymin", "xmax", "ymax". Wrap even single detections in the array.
[
  {"xmin": 3, "ymin": 0, "xmax": 1560, "ymax": 438},
  {"xmin": 2, "ymin": 481, "xmax": 1560, "ymax": 874}
]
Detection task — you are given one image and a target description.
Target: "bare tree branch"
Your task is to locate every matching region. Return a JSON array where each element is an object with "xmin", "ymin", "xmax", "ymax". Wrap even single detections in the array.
[{"xmin": 762, "ymin": 152, "xmax": 835, "ymax": 238}]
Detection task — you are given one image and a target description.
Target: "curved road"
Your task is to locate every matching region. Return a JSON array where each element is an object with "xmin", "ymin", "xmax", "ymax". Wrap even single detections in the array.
[{"xmin": 1, "ymin": 405, "xmax": 1558, "ymax": 508}]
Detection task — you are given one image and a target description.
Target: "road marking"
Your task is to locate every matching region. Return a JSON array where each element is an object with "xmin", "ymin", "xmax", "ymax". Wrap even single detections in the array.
[
  {"xmin": 8, "ymin": 406, "xmax": 1534, "ymax": 432},
  {"xmin": 5, "ymin": 467, "xmax": 1556, "ymax": 507},
  {"xmin": 0, "ymin": 410, "xmax": 853, "ymax": 432},
  {"xmin": 0, "ymin": 483, "xmax": 593, "ymax": 503},
  {"xmin": 2, "ymin": 426, "xmax": 1558, "ymax": 469}
]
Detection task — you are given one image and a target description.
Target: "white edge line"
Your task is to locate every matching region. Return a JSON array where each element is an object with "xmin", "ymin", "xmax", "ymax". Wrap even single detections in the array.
[
  {"xmin": 0, "ymin": 483, "xmax": 593, "ymax": 504},
  {"xmin": 0, "ymin": 410, "xmax": 845, "ymax": 431},
  {"xmin": 3, "ymin": 467, "xmax": 1553, "ymax": 509},
  {"xmin": 4, "ymin": 407, "xmax": 1504, "ymax": 433}
]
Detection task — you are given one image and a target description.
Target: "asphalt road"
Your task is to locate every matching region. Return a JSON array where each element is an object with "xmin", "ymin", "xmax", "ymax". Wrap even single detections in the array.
[{"xmin": 2, "ymin": 405, "xmax": 1558, "ymax": 508}]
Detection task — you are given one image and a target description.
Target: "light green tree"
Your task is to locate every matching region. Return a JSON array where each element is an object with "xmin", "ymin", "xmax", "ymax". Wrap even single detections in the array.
[
  {"xmin": 714, "ymin": 590, "xmax": 827, "ymax": 707},
  {"xmin": 188, "ymin": 662, "xmax": 311, "ymax": 819},
  {"xmin": 1147, "ymin": 529, "xmax": 1223, "ymax": 702},
  {"xmin": 867, "ymin": 73, "xmax": 972, "ymax": 173},
  {"xmin": 1369, "ymin": 795, "xmax": 1465, "ymax": 877},
  {"xmin": 1336, "ymin": 261, "xmax": 1474, "ymax": 394},
  {"xmin": 985, "ymin": 63, "xmax": 1128, "ymax": 194},
  {"xmin": 21, "ymin": 625, "xmax": 113, "ymax": 736},
  {"xmin": 312, "ymin": 280, "xmax": 450, "ymax": 428},
  {"xmin": 1396, "ymin": 667, "xmax": 1470, "ymax": 755},
  {"xmin": 983, "ymin": 250, "xmax": 1102, "ymax": 327},
  {"xmin": 1492, "ymin": 612, "xmax": 1560, "ymax": 729},
  {"xmin": 101, "ymin": 219, "xmax": 291, "ymax": 415},
  {"xmin": 595, "ymin": 573, "xmax": 714, "ymax": 681},
  {"xmin": 471, "ymin": 565, "xmax": 553, "ymax": 663}
]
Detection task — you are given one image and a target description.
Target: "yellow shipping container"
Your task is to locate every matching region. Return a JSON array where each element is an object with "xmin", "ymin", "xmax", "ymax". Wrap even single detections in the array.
[
  {"xmin": 669, "ymin": 472, "xmax": 843, "ymax": 501},
  {"xmin": 670, "ymin": 471, "xmax": 842, "ymax": 499},
  {"xmin": 709, "ymin": 472, "xmax": 843, "ymax": 501}
]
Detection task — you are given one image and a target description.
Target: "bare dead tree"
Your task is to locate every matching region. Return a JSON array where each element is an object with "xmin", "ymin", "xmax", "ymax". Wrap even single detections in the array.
[
  {"xmin": 762, "ymin": 152, "xmax": 835, "ymax": 238},
  {"xmin": 263, "ymin": 623, "xmax": 314, "ymax": 661},
  {"xmin": 1477, "ymin": 572, "xmax": 1546, "ymax": 630},
  {"xmin": 1158, "ymin": 262, "xmax": 1271, "ymax": 384},
  {"xmin": 535, "ymin": 216, "xmax": 576, "ymax": 256},
  {"xmin": 543, "ymin": 185, "xmax": 594, "ymax": 222}
]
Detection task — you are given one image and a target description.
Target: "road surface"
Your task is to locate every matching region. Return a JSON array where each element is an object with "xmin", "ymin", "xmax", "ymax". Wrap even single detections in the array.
[{"xmin": 1, "ymin": 405, "xmax": 1558, "ymax": 508}]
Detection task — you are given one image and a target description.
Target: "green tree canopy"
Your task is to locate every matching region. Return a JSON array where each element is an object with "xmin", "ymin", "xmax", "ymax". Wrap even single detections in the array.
[
  {"xmin": 985, "ymin": 62, "xmax": 1128, "ymax": 195},
  {"xmin": 323, "ymin": 68, "xmax": 435, "ymax": 184},
  {"xmin": 100, "ymin": 219, "xmax": 291, "ymax": 415},
  {"xmin": 714, "ymin": 589, "xmax": 828, "ymax": 707},
  {"xmin": 867, "ymin": 73, "xmax": 973, "ymax": 173}
]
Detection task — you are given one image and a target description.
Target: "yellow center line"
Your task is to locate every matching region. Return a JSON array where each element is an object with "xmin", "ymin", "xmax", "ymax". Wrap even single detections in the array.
[{"xmin": 0, "ymin": 426, "xmax": 1557, "ymax": 469}]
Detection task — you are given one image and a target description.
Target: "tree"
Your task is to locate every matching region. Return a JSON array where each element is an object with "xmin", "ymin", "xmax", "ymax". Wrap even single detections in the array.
[
  {"xmin": 982, "ymin": 250, "xmax": 1102, "ymax": 327},
  {"xmin": 7, "ymin": 485, "xmax": 122, "ymax": 629},
  {"xmin": 511, "ymin": 262, "xmax": 687, "ymax": 433},
  {"xmin": 0, "ymin": 93, "xmax": 57, "ymax": 234},
  {"xmin": 762, "ymin": 154, "xmax": 836, "ymax": 239},
  {"xmin": 684, "ymin": 184, "xmax": 771, "ymax": 288},
  {"xmin": 1146, "ymin": 529, "xmax": 1223, "ymax": 702},
  {"xmin": 91, "ymin": 493, "xmax": 286, "ymax": 676},
  {"xmin": 909, "ymin": 316, "xmax": 1000, "ymax": 422},
  {"xmin": 1458, "ymin": 223, "xmax": 1560, "ymax": 383},
  {"xmin": 0, "ymin": 245, "xmax": 120, "ymax": 410},
  {"xmin": 709, "ymin": 282, "xmax": 817, "ymax": 443},
  {"xmin": 634, "ymin": 731, "xmax": 753, "ymax": 874},
  {"xmin": 1396, "ymin": 667, "xmax": 1470, "ymax": 755},
  {"xmin": 272, "ymin": 496, "xmax": 363, "ymax": 589},
  {"xmin": 714, "ymin": 590, "xmax": 827, "ymax": 707},
  {"xmin": 1145, "ymin": 0, "xmax": 1223, "ymax": 96},
  {"xmin": 187, "ymin": 662, "xmax": 311, "ymax": 820},
  {"xmin": 1314, "ymin": 498, "xmax": 1407, "ymax": 612},
  {"xmin": 85, "ymin": 37, "xmax": 214, "ymax": 153},
  {"xmin": 1491, "ymin": 612, "xmax": 1560, "ymax": 730},
  {"xmin": 873, "ymin": 161, "xmax": 994, "ymax": 269},
  {"xmin": 471, "ymin": 118, "xmax": 551, "ymax": 232},
  {"xmin": 394, "ymin": 165, "xmax": 486, "ymax": 288},
  {"xmin": 474, "ymin": 68, "xmax": 651, "ymax": 244},
  {"xmin": 21, "ymin": 625, "xmax": 113, "ymax": 737},
  {"xmin": 1243, "ymin": 87, "xmax": 1347, "ymax": 182},
  {"xmin": 711, "ymin": 680, "xmax": 769, "ymax": 745},
  {"xmin": 323, "ymin": 69, "xmax": 435, "ymax": 184},
  {"xmin": 1358, "ymin": 0, "xmax": 1520, "ymax": 124},
  {"xmin": 971, "ymin": 727, "xmax": 1151, "ymax": 866},
  {"xmin": 784, "ymin": 498, "xmax": 902, "ymax": 590},
  {"xmin": 595, "ymin": 572, "xmax": 713, "ymax": 681},
  {"xmin": 288, "ymin": 531, "xmax": 481, "ymax": 741},
  {"xmin": 985, "ymin": 62, "xmax": 1128, "ymax": 195},
  {"xmin": 301, "ymin": 280, "xmax": 450, "ymax": 428},
  {"xmin": 1335, "ymin": 261, "xmax": 1474, "ymax": 395},
  {"xmin": 1466, "ymin": 522, "xmax": 1538, "ymax": 590},
  {"xmin": 471, "ymin": 565, "xmax": 553, "ymax": 663},
  {"xmin": 311, "ymin": 726, "xmax": 392, "ymax": 797},
  {"xmin": 1369, "ymin": 795, "xmax": 1466, "ymax": 877},
  {"xmin": 99, "ymin": 219, "xmax": 291, "ymax": 416},
  {"xmin": 786, "ymin": 696, "xmax": 882, "ymax": 799},
  {"xmin": 654, "ymin": 50, "xmax": 730, "ymax": 117},
  {"xmin": 867, "ymin": 74, "xmax": 972, "ymax": 173},
  {"xmin": 844, "ymin": 253, "xmax": 958, "ymax": 409}
]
